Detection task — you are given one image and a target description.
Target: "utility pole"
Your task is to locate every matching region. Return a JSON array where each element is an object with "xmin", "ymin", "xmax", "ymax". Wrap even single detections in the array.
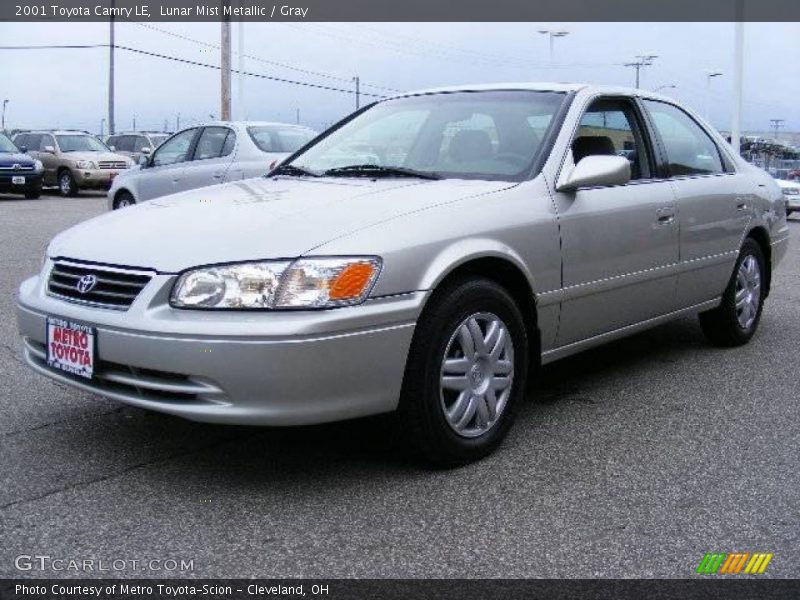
[
  {"xmin": 353, "ymin": 76, "xmax": 360, "ymax": 110},
  {"xmin": 770, "ymin": 118, "xmax": 784, "ymax": 142},
  {"xmin": 731, "ymin": 12, "xmax": 744, "ymax": 156},
  {"xmin": 237, "ymin": 7, "xmax": 245, "ymax": 120},
  {"xmin": 537, "ymin": 29, "xmax": 569, "ymax": 63},
  {"xmin": 108, "ymin": 0, "xmax": 115, "ymax": 135},
  {"xmin": 220, "ymin": 3, "xmax": 232, "ymax": 121},
  {"xmin": 176, "ymin": 113, "xmax": 181, "ymax": 130},
  {"xmin": 624, "ymin": 54, "xmax": 658, "ymax": 88},
  {"xmin": 1, "ymin": 99, "xmax": 7, "ymax": 130}
]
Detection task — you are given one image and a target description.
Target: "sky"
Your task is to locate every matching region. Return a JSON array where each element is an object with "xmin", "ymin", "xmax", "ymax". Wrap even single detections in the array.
[{"xmin": 0, "ymin": 21, "xmax": 798, "ymax": 138}]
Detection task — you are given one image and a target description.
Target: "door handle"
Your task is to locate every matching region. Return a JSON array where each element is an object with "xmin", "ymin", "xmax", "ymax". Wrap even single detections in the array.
[
  {"xmin": 212, "ymin": 171, "xmax": 223, "ymax": 179},
  {"xmin": 656, "ymin": 207, "xmax": 675, "ymax": 225},
  {"xmin": 736, "ymin": 198, "xmax": 749, "ymax": 212}
]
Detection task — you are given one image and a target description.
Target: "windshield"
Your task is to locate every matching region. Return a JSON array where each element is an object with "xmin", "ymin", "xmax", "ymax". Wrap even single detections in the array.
[
  {"xmin": 56, "ymin": 135, "xmax": 109, "ymax": 153},
  {"xmin": 288, "ymin": 90, "xmax": 566, "ymax": 180},
  {"xmin": 0, "ymin": 134, "xmax": 19, "ymax": 153},
  {"xmin": 149, "ymin": 134, "xmax": 168, "ymax": 147},
  {"xmin": 248, "ymin": 126, "xmax": 316, "ymax": 153}
]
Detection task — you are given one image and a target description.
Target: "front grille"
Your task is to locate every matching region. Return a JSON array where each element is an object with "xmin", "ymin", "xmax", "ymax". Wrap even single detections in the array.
[
  {"xmin": 47, "ymin": 261, "xmax": 152, "ymax": 310},
  {"xmin": 98, "ymin": 161, "xmax": 129, "ymax": 170},
  {"xmin": 0, "ymin": 164, "xmax": 35, "ymax": 171}
]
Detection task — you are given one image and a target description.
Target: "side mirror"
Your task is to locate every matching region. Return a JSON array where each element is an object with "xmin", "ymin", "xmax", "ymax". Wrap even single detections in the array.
[
  {"xmin": 138, "ymin": 154, "xmax": 150, "ymax": 167},
  {"xmin": 140, "ymin": 147, "xmax": 151, "ymax": 155},
  {"xmin": 557, "ymin": 155, "xmax": 631, "ymax": 192},
  {"xmin": 43, "ymin": 145, "xmax": 56, "ymax": 154}
]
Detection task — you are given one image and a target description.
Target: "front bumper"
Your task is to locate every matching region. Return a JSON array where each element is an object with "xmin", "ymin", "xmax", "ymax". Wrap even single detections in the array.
[
  {"xmin": 73, "ymin": 168, "xmax": 127, "ymax": 189},
  {"xmin": 0, "ymin": 172, "xmax": 43, "ymax": 191},
  {"xmin": 784, "ymin": 195, "xmax": 800, "ymax": 212},
  {"xmin": 17, "ymin": 263, "xmax": 424, "ymax": 425}
]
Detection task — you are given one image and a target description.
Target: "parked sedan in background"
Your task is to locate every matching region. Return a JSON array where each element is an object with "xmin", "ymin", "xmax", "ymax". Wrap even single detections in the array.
[
  {"xmin": 13, "ymin": 130, "xmax": 132, "ymax": 196},
  {"xmin": 0, "ymin": 132, "xmax": 44, "ymax": 198},
  {"xmin": 17, "ymin": 84, "xmax": 788, "ymax": 466},
  {"xmin": 106, "ymin": 131, "xmax": 171, "ymax": 164},
  {"xmin": 107, "ymin": 121, "xmax": 317, "ymax": 209},
  {"xmin": 777, "ymin": 178, "xmax": 800, "ymax": 217}
]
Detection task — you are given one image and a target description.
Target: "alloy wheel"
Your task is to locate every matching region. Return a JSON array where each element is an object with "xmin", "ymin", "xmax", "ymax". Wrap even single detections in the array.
[
  {"xmin": 735, "ymin": 255, "xmax": 761, "ymax": 330},
  {"xmin": 439, "ymin": 312, "xmax": 514, "ymax": 438}
]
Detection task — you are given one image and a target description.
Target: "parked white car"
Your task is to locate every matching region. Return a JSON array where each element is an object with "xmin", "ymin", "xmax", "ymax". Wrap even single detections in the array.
[
  {"xmin": 776, "ymin": 178, "xmax": 800, "ymax": 216},
  {"xmin": 107, "ymin": 121, "xmax": 317, "ymax": 209}
]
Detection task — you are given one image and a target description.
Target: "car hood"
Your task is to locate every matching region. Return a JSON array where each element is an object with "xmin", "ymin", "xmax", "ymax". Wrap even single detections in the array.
[
  {"xmin": 0, "ymin": 152, "xmax": 36, "ymax": 167},
  {"xmin": 49, "ymin": 176, "xmax": 514, "ymax": 272},
  {"xmin": 63, "ymin": 151, "xmax": 130, "ymax": 163}
]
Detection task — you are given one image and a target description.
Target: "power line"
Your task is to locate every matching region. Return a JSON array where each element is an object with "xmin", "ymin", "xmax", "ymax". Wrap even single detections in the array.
[
  {"xmin": 133, "ymin": 22, "xmax": 404, "ymax": 93},
  {"xmin": 0, "ymin": 43, "xmax": 386, "ymax": 99},
  {"xmin": 113, "ymin": 44, "xmax": 386, "ymax": 98}
]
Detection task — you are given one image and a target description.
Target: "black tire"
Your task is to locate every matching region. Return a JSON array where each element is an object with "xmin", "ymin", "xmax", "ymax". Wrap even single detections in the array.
[
  {"xmin": 397, "ymin": 277, "xmax": 529, "ymax": 467},
  {"xmin": 699, "ymin": 238, "xmax": 766, "ymax": 347},
  {"xmin": 113, "ymin": 190, "xmax": 136, "ymax": 210},
  {"xmin": 58, "ymin": 170, "xmax": 78, "ymax": 197},
  {"xmin": 24, "ymin": 184, "xmax": 42, "ymax": 200}
]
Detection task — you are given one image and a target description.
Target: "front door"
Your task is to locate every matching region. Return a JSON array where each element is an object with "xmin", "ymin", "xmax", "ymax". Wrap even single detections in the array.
[
  {"xmin": 137, "ymin": 128, "xmax": 199, "ymax": 202},
  {"xmin": 177, "ymin": 126, "xmax": 236, "ymax": 193},
  {"xmin": 553, "ymin": 97, "xmax": 680, "ymax": 346}
]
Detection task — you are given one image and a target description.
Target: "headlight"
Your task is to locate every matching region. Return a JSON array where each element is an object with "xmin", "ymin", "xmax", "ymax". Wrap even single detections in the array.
[
  {"xmin": 170, "ymin": 256, "xmax": 382, "ymax": 310},
  {"xmin": 75, "ymin": 160, "xmax": 97, "ymax": 169},
  {"xmin": 33, "ymin": 159, "xmax": 44, "ymax": 172}
]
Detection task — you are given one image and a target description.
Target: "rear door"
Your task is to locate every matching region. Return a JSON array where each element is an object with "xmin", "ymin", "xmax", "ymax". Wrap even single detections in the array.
[
  {"xmin": 553, "ymin": 96, "xmax": 680, "ymax": 346},
  {"xmin": 178, "ymin": 126, "xmax": 236, "ymax": 192},
  {"xmin": 136, "ymin": 127, "xmax": 200, "ymax": 201},
  {"xmin": 641, "ymin": 100, "xmax": 753, "ymax": 308}
]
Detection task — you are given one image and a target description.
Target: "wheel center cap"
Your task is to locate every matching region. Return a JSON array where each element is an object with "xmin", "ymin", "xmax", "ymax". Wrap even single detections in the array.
[{"xmin": 469, "ymin": 364, "xmax": 484, "ymax": 387}]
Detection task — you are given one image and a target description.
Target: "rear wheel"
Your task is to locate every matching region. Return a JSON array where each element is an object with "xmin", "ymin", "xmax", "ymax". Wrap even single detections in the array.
[
  {"xmin": 113, "ymin": 190, "xmax": 135, "ymax": 209},
  {"xmin": 699, "ymin": 238, "xmax": 766, "ymax": 347},
  {"xmin": 398, "ymin": 277, "xmax": 529, "ymax": 466},
  {"xmin": 58, "ymin": 170, "xmax": 78, "ymax": 197}
]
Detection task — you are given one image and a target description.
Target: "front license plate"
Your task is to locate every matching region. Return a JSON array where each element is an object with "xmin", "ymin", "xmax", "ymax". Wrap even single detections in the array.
[
  {"xmin": 46, "ymin": 317, "xmax": 95, "ymax": 379},
  {"xmin": 12, "ymin": 176, "xmax": 25, "ymax": 185}
]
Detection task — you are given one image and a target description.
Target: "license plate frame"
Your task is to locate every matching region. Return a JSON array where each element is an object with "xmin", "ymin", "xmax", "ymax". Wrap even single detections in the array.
[
  {"xmin": 12, "ymin": 175, "xmax": 25, "ymax": 185},
  {"xmin": 45, "ymin": 317, "xmax": 95, "ymax": 379}
]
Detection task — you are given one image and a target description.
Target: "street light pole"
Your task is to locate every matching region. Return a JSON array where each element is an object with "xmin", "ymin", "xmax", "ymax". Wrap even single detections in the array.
[
  {"xmin": 1, "ymin": 99, "xmax": 8, "ymax": 130},
  {"xmin": 108, "ymin": 0, "xmax": 115, "ymax": 136},
  {"xmin": 704, "ymin": 71, "xmax": 723, "ymax": 121},
  {"xmin": 537, "ymin": 29, "xmax": 569, "ymax": 62}
]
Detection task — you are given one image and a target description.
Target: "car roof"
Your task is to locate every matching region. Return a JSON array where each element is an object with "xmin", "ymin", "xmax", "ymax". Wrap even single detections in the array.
[
  {"xmin": 384, "ymin": 82, "xmax": 678, "ymax": 103},
  {"xmin": 20, "ymin": 130, "xmax": 97, "ymax": 136},
  {"xmin": 196, "ymin": 120, "xmax": 316, "ymax": 130}
]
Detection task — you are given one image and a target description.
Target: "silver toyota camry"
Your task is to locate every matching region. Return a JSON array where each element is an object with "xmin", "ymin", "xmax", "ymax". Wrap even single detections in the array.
[{"xmin": 17, "ymin": 83, "xmax": 789, "ymax": 465}]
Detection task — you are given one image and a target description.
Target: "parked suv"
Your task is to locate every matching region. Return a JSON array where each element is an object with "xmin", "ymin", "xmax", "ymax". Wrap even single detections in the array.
[
  {"xmin": 0, "ymin": 132, "xmax": 44, "ymax": 198},
  {"xmin": 108, "ymin": 121, "xmax": 316, "ymax": 209},
  {"xmin": 106, "ymin": 131, "xmax": 171, "ymax": 164},
  {"xmin": 17, "ymin": 84, "xmax": 789, "ymax": 465},
  {"xmin": 13, "ymin": 131, "xmax": 133, "ymax": 197}
]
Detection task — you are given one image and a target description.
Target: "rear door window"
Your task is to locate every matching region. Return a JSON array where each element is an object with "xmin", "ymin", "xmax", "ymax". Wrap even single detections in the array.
[
  {"xmin": 193, "ymin": 127, "xmax": 234, "ymax": 160},
  {"xmin": 643, "ymin": 100, "xmax": 725, "ymax": 176}
]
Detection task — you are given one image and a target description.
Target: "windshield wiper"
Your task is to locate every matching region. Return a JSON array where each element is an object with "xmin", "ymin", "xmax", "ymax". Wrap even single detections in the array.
[
  {"xmin": 323, "ymin": 164, "xmax": 441, "ymax": 180},
  {"xmin": 270, "ymin": 163, "xmax": 320, "ymax": 177}
]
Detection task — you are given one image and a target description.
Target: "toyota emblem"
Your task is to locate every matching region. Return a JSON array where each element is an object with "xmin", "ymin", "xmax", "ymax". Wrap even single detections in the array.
[{"xmin": 76, "ymin": 274, "xmax": 97, "ymax": 294}]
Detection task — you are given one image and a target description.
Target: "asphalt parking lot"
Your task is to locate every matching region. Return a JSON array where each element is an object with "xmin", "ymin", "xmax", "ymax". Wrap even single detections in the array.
[{"xmin": 1, "ymin": 190, "xmax": 798, "ymax": 579}]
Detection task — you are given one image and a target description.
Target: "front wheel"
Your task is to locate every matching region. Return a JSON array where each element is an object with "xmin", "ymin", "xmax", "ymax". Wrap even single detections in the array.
[
  {"xmin": 58, "ymin": 170, "xmax": 78, "ymax": 197},
  {"xmin": 398, "ymin": 278, "xmax": 529, "ymax": 467},
  {"xmin": 699, "ymin": 238, "xmax": 766, "ymax": 347},
  {"xmin": 113, "ymin": 190, "xmax": 135, "ymax": 209}
]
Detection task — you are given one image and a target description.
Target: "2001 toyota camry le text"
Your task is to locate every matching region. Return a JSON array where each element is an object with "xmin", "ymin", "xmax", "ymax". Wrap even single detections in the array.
[{"xmin": 16, "ymin": 83, "xmax": 789, "ymax": 465}]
